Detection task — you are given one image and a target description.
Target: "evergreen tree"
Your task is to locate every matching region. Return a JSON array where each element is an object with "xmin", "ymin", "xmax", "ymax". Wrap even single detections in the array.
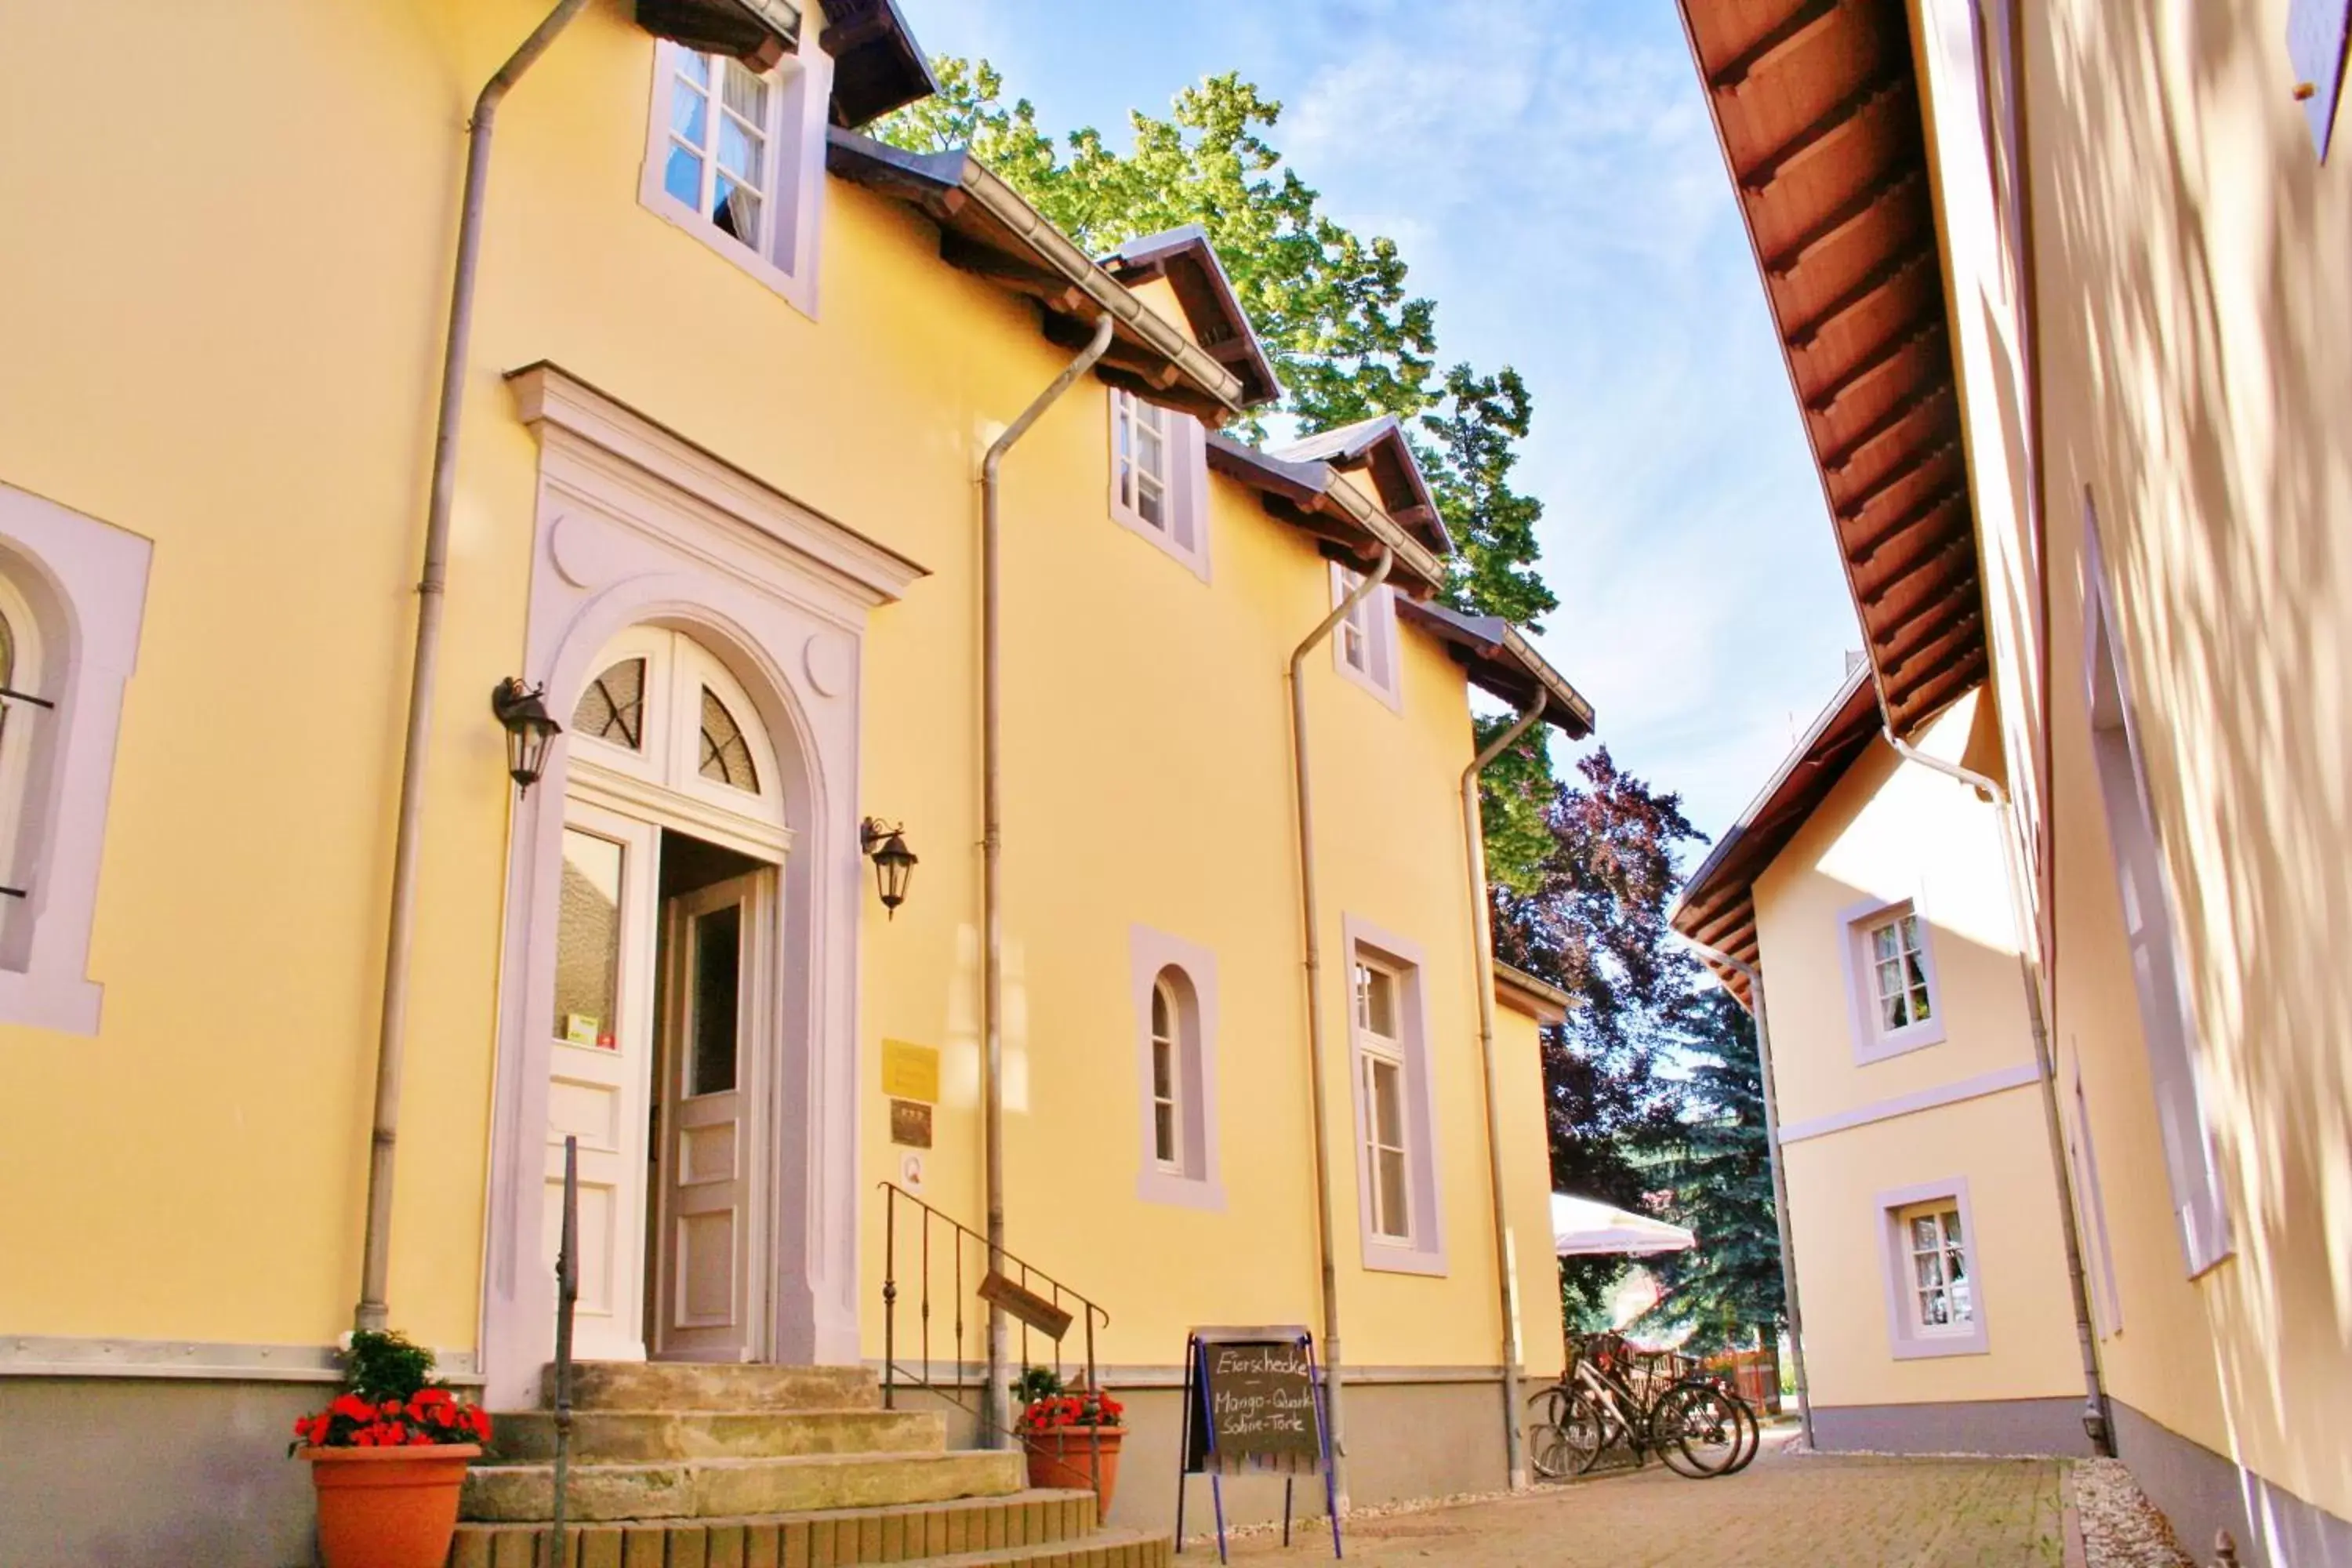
[{"xmin": 1643, "ymin": 987, "xmax": 1784, "ymax": 1357}]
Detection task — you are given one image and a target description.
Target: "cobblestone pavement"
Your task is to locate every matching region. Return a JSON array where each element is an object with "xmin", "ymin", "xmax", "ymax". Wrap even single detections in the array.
[{"xmin": 1217, "ymin": 1434, "xmax": 2069, "ymax": 1566}]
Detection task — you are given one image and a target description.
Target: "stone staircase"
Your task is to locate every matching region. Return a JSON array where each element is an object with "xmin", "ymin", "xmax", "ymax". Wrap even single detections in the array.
[{"xmin": 449, "ymin": 1362, "xmax": 1168, "ymax": 1568}]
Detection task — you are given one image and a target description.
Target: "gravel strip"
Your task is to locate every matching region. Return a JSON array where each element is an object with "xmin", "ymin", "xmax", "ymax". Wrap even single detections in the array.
[{"xmin": 2074, "ymin": 1457, "xmax": 2194, "ymax": 1567}]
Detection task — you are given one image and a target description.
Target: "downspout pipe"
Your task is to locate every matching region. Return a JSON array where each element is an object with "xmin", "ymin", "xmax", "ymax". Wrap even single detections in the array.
[
  {"xmin": 1288, "ymin": 546, "xmax": 1393, "ymax": 1512},
  {"xmin": 1462, "ymin": 694, "xmax": 1547, "ymax": 1492},
  {"xmin": 356, "ymin": 0, "xmax": 590, "ymax": 1334},
  {"xmin": 977, "ymin": 313, "xmax": 1115, "ymax": 1443},
  {"xmin": 1674, "ymin": 935, "xmax": 1813, "ymax": 1450},
  {"xmin": 1881, "ymin": 727, "xmax": 2112, "ymax": 1455}
]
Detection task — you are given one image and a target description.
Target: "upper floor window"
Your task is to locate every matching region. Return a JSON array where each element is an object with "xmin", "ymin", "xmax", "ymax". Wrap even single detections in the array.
[
  {"xmin": 1866, "ymin": 910, "xmax": 1933, "ymax": 1033},
  {"xmin": 1331, "ymin": 564, "xmax": 1401, "ymax": 710},
  {"xmin": 1131, "ymin": 928, "xmax": 1223, "ymax": 1210},
  {"xmin": 640, "ymin": 40, "xmax": 831, "ymax": 317},
  {"xmin": 1108, "ymin": 390, "xmax": 1209, "ymax": 579},
  {"xmin": 1839, "ymin": 894, "xmax": 1946, "ymax": 1063}
]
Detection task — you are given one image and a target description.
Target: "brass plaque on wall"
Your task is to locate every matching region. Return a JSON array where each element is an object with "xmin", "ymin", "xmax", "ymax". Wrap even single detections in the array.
[{"xmin": 889, "ymin": 1098, "xmax": 932, "ymax": 1149}]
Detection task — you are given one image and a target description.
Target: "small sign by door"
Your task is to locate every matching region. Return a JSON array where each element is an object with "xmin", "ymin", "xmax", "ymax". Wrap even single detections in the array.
[
  {"xmin": 890, "ymin": 1098, "xmax": 932, "ymax": 1149},
  {"xmin": 881, "ymin": 1039, "xmax": 940, "ymax": 1102}
]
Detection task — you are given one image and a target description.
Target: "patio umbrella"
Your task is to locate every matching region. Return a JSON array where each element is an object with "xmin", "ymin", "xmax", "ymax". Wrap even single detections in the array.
[{"xmin": 1550, "ymin": 1192, "xmax": 1696, "ymax": 1258}]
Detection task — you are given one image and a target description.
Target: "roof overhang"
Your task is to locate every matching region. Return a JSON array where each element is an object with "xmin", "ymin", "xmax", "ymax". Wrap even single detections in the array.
[
  {"xmin": 826, "ymin": 132, "xmax": 1250, "ymax": 424},
  {"xmin": 635, "ymin": 0, "xmax": 935, "ymax": 126},
  {"xmin": 1668, "ymin": 660, "xmax": 1880, "ymax": 1004},
  {"xmin": 1101, "ymin": 225, "xmax": 1282, "ymax": 409},
  {"xmin": 1205, "ymin": 433, "xmax": 1450, "ymax": 597},
  {"xmin": 1677, "ymin": 0, "xmax": 1987, "ymax": 738},
  {"xmin": 1397, "ymin": 598, "xmax": 1595, "ymax": 738},
  {"xmin": 1272, "ymin": 415, "xmax": 1450, "ymax": 554},
  {"xmin": 1496, "ymin": 963, "xmax": 1573, "ymax": 1025}
]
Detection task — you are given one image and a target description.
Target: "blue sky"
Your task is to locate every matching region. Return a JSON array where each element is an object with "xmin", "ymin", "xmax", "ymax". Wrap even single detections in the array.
[{"xmin": 901, "ymin": 0, "xmax": 1864, "ymax": 844}]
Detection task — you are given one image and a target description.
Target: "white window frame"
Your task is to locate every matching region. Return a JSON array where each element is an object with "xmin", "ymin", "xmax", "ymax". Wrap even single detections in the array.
[
  {"xmin": 2081, "ymin": 503, "xmax": 2233, "ymax": 1276},
  {"xmin": 566, "ymin": 626, "xmax": 789, "ymax": 864},
  {"xmin": 638, "ymin": 38, "xmax": 832, "ymax": 319},
  {"xmin": 1330, "ymin": 564, "xmax": 1402, "ymax": 710},
  {"xmin": 1149, "ymin": 974, "xmax": 1183, "ymax": 1173},
  {"xmin": 0, "ymin": 481, "xmax": 152, "ymax": 1036},
  {"xmin": 1131, "ymin": 925, "xmax": 1222, "ymax": 1210},
  {"xmin": 1875, "ymin": 1178, "xmax": 1991, "ymax": 1359},
  {"xmin": 1107, "ymin": 390, "xmax": 1210, "ymax": 579},
  {"xmin": 1838, "ymin": 891, "xmax": 1948, "ymax": 1063},
  {"xmin": 1344, "ymin": 916, "xmax": 1444, "ymax": 1274}
]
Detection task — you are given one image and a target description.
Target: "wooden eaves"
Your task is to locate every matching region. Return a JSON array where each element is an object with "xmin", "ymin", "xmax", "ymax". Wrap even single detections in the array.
[
  {"xmin": 825, "ymin": 131, "xmax": 1254, "ymax": 425},
  {"xmin": 1497, "ymin": 963, "xmax": 1573, "ymax": 1025},
  {"xmin": 1668, "ymin": 660, "xmax": 1880, "ymax": 1004},
  {"xmin": 1396, "ymin": 598, "xmax": 1595, "ymax": 739},
  {"xmin": 1274, "ymin": 415, "xmax": 1453, "ymax": 557},
  {"xmin": 1101, "ymin": 225, "xmax": 1284, "ymax": 409},
  {"xmin": 1676, "ymin": 0, "xmax": 1989, "ymax": 739},
  {"xmin": 1204, "ymin": 434, "xmax": 1451, "ymax": 598},
  {"xmin": 635, "ymin": 0, "xmax": 935, "ymax": 125}
]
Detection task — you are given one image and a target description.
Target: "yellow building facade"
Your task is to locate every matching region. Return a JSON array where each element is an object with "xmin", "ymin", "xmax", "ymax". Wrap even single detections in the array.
[
  {"xmin": 1679, "ymin": 0, "xmax": 2352, "ymax": 1559},
  {"xmin": 0, "ymin": 3, "xmax": 1584, "ymax": 1562}
]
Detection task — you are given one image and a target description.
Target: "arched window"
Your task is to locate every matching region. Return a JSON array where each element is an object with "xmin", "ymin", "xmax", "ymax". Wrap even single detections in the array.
[
  {"xmin": 1131, "ymin": 931, "xmax": 1223, "ymax": 1210},
  {"xmin": 0, "ymin": 481, "xmax": 153, "ymax": 1036},
  {"xmin": 566, "ymin": 627, "xmax": 785, "ymax": 857}
]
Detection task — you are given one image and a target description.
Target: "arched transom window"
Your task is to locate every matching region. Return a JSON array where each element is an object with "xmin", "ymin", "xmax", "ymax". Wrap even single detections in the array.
[{"xmin": 567, "ymin": 628, "xmax": 783, "ymax": 844}]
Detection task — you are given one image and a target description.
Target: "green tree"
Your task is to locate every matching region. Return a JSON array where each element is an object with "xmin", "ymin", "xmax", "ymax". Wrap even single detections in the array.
[
  {"xmin": 1490, "ymin": 748, "xmax": 1704, "ymax": 1331},
  {"xmin": 1641, "ymin": 988, "xmax": 1784, "ymax": 1358},
  {"xmin": 871, "ymin": 59, "xmax": 1554, "ymax": 633}
]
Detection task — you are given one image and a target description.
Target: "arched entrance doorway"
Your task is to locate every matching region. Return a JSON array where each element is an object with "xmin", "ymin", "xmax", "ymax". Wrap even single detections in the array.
[{"xmin": 549, "ymin": 626, "xmax": 789, "ymax": 1364}]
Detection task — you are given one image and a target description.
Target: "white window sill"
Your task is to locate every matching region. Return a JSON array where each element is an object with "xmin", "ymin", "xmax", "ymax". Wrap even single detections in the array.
[
  {"xmin": 1889, "ymin": 1324, "xmax": 1989, "ymax": 1360},
  {"xmin": 1854, "ymin": 1017, "xmax": 1947, "ymax": 1065},
  {"xmin": 641, "ymin": 192, "xmax": 818, "ymax": 321},
  {"xmin": 1361, "ymin": 1240, "xmax": 1447, "ymax": 1278}
]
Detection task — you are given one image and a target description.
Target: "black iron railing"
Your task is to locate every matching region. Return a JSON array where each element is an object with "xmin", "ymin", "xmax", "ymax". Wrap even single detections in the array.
[
  {"xmin": 877, "ymin": 1182, "xmax": 1114, "ymax": 1508},
  {"xmin": 546, "ymin": 1135, "xmax": 579, "ymax": 1566}
]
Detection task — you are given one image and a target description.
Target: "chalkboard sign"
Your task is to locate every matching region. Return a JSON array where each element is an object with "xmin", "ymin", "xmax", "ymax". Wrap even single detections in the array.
[
  {"xmin": 1192, "ymin": 1338, "xmax": 1320, "ymax": 1465},
  {"xmin": 1175, "ymin": 1327, "xmax": 1341, "ymax": 1561}
]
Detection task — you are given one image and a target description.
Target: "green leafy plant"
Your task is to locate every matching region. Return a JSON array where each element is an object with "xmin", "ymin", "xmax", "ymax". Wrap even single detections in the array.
[{"xmin": 289, "ymin": 1330, "xmax": 490, "ymax": 1453}]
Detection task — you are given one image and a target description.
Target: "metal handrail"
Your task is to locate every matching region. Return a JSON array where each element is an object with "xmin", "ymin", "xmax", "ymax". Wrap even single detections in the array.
[
  {"xmin": 546, "ymin": 1135, "xmax": 579, "ymax": 1566},
  {"xmin": 877, "ymin": 1182, "xmax": 1116, "ymax": 1514}
]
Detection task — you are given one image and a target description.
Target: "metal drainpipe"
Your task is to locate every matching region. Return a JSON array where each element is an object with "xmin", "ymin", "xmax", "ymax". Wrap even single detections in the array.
[
  {"xmin": 355, "ymin": 0, "xmax": 590, "ymax": 1334},
  {"xmin": 977, "ymin": 314, "xmax": 1116, "ymax": 1443},
  {"xmin": 1881, "ymin": 726, "xmax": 2113, "ymax": 1455},
  {"xmin": 1461, "ymin": 694, "xmax": 1546, "ymax": 1492},
  {"xmin": 1675, "ymin": 935, "xmax": 1814, "ymax": 1449},
  {"xmin": 1287, "ymin": 546, "xmax": 1392, "ymax": 1513}
]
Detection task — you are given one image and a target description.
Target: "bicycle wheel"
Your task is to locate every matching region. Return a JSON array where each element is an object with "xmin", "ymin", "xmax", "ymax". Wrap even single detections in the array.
[
  {"xmin": 1722, "ymin": 1392, "xmax": 1762, "ymax": 1475},
  {"xmin": 1560, "ymin": 1389, "xmax": 1607, "ymax": 1474},
  {"xmin": 1652, "ymin": 1381, "xmax": 1744, "ymax": 1478}
]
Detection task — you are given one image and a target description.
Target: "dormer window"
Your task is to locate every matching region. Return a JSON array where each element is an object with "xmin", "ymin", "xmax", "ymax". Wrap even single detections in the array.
[
  {"xmin": 1108, "ymin": 390, "xmax": 1210, "ymax": 579},
  {"xmin": 640, "ymin": 38, "xmax": 831, "ymax": 317}
]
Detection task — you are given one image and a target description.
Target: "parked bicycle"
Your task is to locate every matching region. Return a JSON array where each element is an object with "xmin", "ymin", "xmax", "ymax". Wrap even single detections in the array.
[{"xmin": 1526, "ymin": 1332, "xmax": 1759, "ymax": 1481}]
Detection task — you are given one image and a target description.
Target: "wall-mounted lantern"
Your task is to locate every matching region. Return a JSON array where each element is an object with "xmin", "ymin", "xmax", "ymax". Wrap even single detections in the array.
[
  {"xmin": 859, "ymin": 818, "xmax": 917, "ymax": 918},
  {"xmin": 491, "ymin": 678, "xmax": 561, "ymax": 796}
]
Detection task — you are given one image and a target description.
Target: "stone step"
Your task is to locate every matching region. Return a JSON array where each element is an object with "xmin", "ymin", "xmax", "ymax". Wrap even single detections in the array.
[
  {"xmin": 448, "ymin": 1490, "xmax": 1168, "ymax": 1568},
  {"xmin": 547, "ymin": 1363, "xmax": 883, "ymax": 1414},
  {"xmin": 488, "ymin": 1408, "xmax": 948, "ymax": 1465},
  {"xmin": 462, "ymin": 1449, "xmax": 1029, "ymax": 1524}
]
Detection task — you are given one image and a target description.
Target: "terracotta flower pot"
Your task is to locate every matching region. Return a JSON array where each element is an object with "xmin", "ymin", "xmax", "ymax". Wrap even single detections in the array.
[
  {"xmin": 300, "ymin": 1443, "xmax": 480, "ymax": 1568},
  {"xmin": 1022, "ymin": 1426, "xmax": 1123, "ymax": 1517}
]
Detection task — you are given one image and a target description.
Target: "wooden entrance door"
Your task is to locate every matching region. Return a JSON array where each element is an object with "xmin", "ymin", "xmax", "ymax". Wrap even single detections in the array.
[
  {"xmin": 652, "ymin": 871, "xmax": 772, "ymax": 1360},
  {"xmin": 546, "ymin": 803, "xmax": 660, "ymax": 1363}
]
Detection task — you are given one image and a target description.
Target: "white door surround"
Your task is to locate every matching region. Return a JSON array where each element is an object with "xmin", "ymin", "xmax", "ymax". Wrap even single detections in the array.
[{"xmin": 481, "ymin": 364, "xmax": 924, "ymax": 1410}]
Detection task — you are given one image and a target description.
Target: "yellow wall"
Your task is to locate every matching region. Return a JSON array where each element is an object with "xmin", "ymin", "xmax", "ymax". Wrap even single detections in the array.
[
  {"xmin": 0, "ymin": 0, "xmax": 1558, "ymax": 1398},
  {"xmin": 1751, "ymin": 691, "xmax": 2081, "ymax": 1409},
  {"xmin": 1909, "ymin": 0, "xmax": 2352, "ymax": 1526}
]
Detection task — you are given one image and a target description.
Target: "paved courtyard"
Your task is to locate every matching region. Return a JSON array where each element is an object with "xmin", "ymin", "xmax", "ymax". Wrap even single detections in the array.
[{"xmin": 1216, "ymin": 1434, "xmax": 2069, "ymax": 1566}]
